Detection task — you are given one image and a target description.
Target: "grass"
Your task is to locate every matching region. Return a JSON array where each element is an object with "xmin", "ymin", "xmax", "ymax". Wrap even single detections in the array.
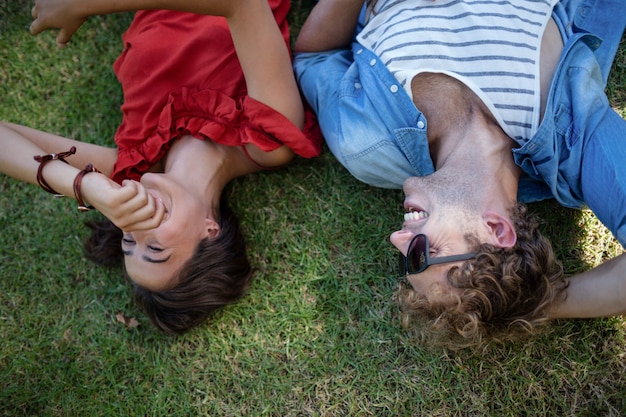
[{"xmin": 1, "ymin": 1, "xmax": 625, "ymax": 416}]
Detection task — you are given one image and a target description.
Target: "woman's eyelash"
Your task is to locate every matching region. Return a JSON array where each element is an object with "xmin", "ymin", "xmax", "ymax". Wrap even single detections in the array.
[{"xmin": 122, "ymin": 238, "xmax": 161, "ymax": 251}]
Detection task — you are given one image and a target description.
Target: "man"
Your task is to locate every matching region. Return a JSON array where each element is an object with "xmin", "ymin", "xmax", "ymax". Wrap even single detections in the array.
[{"xmin": 294, "ymin": 0, "xmax": 626, "ymax": 346}]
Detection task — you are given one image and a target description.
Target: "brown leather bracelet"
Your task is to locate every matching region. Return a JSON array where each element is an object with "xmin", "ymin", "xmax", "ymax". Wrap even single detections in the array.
[
  {"xmin": 73, "ymin": 164, "xmax": 100, "ymax": 212},
  {"xmin": 33, "ymin": 146, "xmax": 77, "ymax": 195}
]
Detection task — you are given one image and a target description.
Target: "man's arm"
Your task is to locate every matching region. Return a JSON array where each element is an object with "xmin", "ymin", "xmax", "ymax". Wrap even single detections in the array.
[
  {"xmin": 294, "ymin": 0, "xmax": 366, "ymax": 53},
  {"xmin": 548, "ymin": 253, "xmax": 626, "ymax": 318}
]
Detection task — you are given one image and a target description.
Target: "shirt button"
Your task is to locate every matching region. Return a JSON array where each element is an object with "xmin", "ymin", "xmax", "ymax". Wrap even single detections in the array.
[
  {"xmin": 354, "ymin": 83, "xmax": 362, "ymax": 89},
  {"xmin": 390, "ymin": 85, "xmax": 398, "ymax": 93},
  {"xmin": 369, "ymin": 59, "xmax": 376, "ymax": 66},
  {"xmin": 356, "ymin": 49, "xmax": 363, "ymax": 54},
  {"xmin": 417, "ymin": 121, "xmax": 425, "ymax": 129}
]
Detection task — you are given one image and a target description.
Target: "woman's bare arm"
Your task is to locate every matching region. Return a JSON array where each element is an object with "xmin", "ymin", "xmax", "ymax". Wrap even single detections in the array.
[
  {"xmin": 0, "ymin": 122, "xmax": 117, "ymax": 176},
  {"xmin": 31, "ymin": 0, "xmax": 304, "ymax": 158},
  {"xmin": 30, "ymin": 0, "xmax": 235, "ymax": 45},
  {"xmin": 226, "ymin": 0, "xmax": 304, "ymax": 129},
  {"xmin": 0, "ymin": 122, "xmax": 164, "ymax": 231}
]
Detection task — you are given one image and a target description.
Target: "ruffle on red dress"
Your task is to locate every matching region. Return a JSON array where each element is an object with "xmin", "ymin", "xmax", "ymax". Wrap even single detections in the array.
[{"xmin": 112, "ymin": 87, "xmax": 321, "ymax": 183}]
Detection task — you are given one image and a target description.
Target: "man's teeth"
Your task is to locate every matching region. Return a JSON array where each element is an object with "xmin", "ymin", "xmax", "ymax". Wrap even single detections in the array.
[{"xmin": 404, "ymin": 210, "xmax": 428, "ymax": 221}]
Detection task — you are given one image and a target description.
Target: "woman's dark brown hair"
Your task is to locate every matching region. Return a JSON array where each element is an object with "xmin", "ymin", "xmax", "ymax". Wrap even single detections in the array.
[
  {"xmin": 83, "ymin": 197, "xmax": 252, "ymax": 334},
  {"xmin": 397, "ymin": 203, "xmax": 568, "ymax": 348}
]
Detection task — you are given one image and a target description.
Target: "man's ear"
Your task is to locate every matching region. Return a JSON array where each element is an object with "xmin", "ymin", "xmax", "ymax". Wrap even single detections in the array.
[
  {"xmin": 205, "ymin": 218, "xmax": 221, "ymax": 239},
  {"xmin": 482, "ymin": 211, "xmax": 517, "ymax": 248}
]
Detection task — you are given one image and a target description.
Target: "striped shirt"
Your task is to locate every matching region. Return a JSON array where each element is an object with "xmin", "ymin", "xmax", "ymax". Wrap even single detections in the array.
[{"xmin": 357, "ymin": 0, "xmax": 558, "ymax": 141}]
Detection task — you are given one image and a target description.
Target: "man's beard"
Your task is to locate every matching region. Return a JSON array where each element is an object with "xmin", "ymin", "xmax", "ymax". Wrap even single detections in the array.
[{"xmin": 404, "ymin": 167, "xmax": 483, "ymax": 217}]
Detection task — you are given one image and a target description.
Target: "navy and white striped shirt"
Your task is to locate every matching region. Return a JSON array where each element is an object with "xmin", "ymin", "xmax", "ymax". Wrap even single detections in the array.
[{"xmin": 357, "ymin": 0, "xmax": 558, "ymax": 141}]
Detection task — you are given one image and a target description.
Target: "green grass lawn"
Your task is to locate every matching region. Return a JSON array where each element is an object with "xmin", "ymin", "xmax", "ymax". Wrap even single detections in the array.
[{"xmin": 1, "ymin": 1, "xmax": 625, "ymax": 416}]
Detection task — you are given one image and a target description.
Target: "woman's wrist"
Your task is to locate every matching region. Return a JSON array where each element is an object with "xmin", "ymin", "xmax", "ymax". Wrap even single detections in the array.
[
  {"xmin": 73, "ymin": 164, "xmax": 100, "ymax": 211},
  {"xmin": 34, "ymin": 150, "xmax": 102, "ymax": 211},
  {"xmin": 36, "ymin": 157, "xmax": 80, "ymax": 198}
]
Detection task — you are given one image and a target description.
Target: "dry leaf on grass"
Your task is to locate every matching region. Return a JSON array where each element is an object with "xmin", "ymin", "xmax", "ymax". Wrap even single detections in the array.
[{"xmin": 115, "ymin": 312, "xmax": 140, "ymax": 330}]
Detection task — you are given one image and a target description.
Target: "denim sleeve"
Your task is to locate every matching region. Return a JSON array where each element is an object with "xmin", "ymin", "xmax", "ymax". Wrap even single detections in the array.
[
  {"xmin": 558, "ymin": 0, "xmax": 626, "ymax": 85},
  {"xmin": 581, "ymin": 108, "xmax": 626, "ymax": 248},
  {"xmin": 294, "ymin": 49, "xmax": 353, "ymax": 168}
]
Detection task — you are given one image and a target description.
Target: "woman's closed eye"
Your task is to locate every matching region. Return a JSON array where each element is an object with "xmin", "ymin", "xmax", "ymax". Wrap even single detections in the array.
[{"xmin": 123, "ymin": 238, "xmax": 162, "ymax": 252}]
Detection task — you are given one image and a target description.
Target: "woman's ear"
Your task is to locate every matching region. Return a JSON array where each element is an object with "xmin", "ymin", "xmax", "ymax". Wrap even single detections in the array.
[
  {"xmin": 205, "ymin": 218, "xmax": 221, "ymax": 239},
  {"xmin": 482, "ymin": 211, "xmax": 517, "ymax": 248}
]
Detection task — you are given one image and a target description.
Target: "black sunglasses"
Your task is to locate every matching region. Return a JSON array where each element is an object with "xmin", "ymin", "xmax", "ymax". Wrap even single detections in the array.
[{"xmin": 404, "ymin": 234, "xmax": 477, "ymax": 274}]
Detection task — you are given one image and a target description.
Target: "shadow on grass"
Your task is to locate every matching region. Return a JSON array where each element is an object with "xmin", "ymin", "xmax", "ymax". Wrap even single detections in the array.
[
  {"xmin": 529, "ymin": 200, "xmax": 591, "ymax": 273},
  {"xmin": 529, "ymin": 199, "xmax": 619, "ymax": 275}
]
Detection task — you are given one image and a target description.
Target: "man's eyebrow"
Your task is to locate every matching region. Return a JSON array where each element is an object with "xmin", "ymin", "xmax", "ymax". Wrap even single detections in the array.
[{"xmin": 123, "ymin": 250, "xmax": 172, "ymax": 264}]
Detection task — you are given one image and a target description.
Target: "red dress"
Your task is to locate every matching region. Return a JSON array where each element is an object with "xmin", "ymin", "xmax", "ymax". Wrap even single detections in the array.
[{"xmin": 110, "ymin": 4, "xmax": 321, "ymax": 184}]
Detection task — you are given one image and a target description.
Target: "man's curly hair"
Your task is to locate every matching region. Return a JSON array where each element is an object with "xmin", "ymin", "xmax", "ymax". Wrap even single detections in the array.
[{"xmin": 397, "ymin": 203, "xmax": 567, "ymax": 348}]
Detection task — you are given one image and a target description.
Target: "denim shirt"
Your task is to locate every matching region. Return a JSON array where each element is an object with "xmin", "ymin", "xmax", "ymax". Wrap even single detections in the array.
[
  {"xmin": 294, "ymin": 0, "xmax": 626, "ymax": 245},
  {"xmin": 295, "ymin": 44, "xmax": 433, "ymax": 189}
]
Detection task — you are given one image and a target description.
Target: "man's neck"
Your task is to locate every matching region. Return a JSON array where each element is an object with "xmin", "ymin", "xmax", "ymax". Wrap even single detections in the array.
[{"xmin": 435, "ymin": 109, "xmax": 522, "ymax": 211}]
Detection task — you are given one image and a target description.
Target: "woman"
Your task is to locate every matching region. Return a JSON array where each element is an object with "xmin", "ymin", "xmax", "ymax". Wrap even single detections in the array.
[{"xmin": 0, "ymin": 0, "xmax": 321, "ymax": 333}]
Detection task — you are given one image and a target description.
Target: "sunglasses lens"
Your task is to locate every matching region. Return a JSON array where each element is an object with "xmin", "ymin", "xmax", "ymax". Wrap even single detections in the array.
[{"xmin": 407, "ymin": 235, "xmax": 427, "ymax": 273}]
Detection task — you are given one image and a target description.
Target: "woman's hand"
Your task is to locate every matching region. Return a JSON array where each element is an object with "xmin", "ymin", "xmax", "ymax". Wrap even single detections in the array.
[
  {"xmin": 30, "ymin": 0, "xmax": 87, "ymax": 47},
  {"xmin": 80, "ymin": 173, "xmax": 167, "ymax": 232}
]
